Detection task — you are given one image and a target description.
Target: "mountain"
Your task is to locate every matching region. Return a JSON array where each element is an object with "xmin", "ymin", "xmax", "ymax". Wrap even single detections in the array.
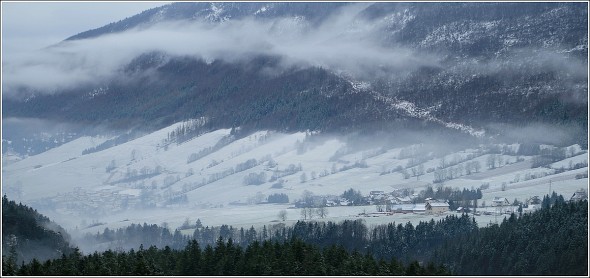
[
  {"xmin": 3, "ymin": 55, "xmax": 422, "ymax": 133},
  {"xmin": 65, "ymin": 2, "xmax": 349, "ymax": 40},
  {"xmin": 1, "ymin": 4, "xmax": 588, "ymax": 274},
  {"xmin": 3, "ymin": 2, "xmax": 587, "ymax": 147}
]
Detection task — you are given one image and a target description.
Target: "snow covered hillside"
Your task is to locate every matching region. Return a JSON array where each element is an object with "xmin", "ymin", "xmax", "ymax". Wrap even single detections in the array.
[{"xmin": 2, "ymin": 121, "xmax": 588, "ymax": 232}]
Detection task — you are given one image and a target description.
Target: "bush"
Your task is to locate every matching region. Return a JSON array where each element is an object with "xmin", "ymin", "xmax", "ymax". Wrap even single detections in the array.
[
  {"xmin": 268, "ymin": 193, "xmax": 289, "ymax": 203},
  {"xmin": 243, "ymin": 172, "xmax": 267, "ymax": 185}
]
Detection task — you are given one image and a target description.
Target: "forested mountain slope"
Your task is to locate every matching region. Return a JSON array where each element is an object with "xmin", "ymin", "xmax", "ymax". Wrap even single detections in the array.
[
  {"xmin": 1, "ymin": 195, "xmax": 73, "ymax": 267},
  {"xmin": 3, "ymin": 2, "xmax": 587, "ymax": 145}
]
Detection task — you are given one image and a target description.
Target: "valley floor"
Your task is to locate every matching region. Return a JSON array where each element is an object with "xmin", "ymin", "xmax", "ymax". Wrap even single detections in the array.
[{"xmin": 68, "ymin": 175, "xmax": 586, "ymax": 238}]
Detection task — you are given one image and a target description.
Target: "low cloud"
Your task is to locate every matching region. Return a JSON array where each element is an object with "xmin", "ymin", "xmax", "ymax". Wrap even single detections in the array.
[
  {"xmin": 3, "ymin": 4, "xmax": 586, "ymax": 100},
  {"xmin": 487, "ymin": 122, "xmax": 584, "ymax": 146},
  {"xmin": 2, "ymin": 4, "xmax": 439, "ymax": 96}
]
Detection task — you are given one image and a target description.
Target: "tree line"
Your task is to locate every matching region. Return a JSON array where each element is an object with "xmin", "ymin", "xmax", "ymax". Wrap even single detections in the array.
[
  {"xmin": 3, "ymin": 194, "xmax": 586, "ymax": 275},
  {"xmin": 432, "ymin": 196, "xmax": 587, "ymax": 275},
  {"xmin": 1, "ymin": 195, "xmax": 73, "ymax": 266},
  {"xmin": 5, "ymin": 237, "xmax": 450, "ymax": 276}
]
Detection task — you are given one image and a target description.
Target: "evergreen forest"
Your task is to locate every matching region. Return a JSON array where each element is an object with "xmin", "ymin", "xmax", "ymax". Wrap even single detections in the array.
[{"xmin": 1, "ymin": 194, "xmax": 587, "ymax": 276}]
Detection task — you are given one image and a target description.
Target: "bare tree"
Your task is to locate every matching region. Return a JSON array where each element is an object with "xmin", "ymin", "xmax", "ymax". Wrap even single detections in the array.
[
  {"xmin": 301, "ymin": 190, "xmax": 314, "ymax": 207},
  {"xmin": 306, "ymin": 207, "xmax": 315, "ymax": 219},
  {"xmin": 254, "ymin": 192, "xmax": 266, "ymax": 204},
  {"xmin": 316, "ymin": 206, "xmax": 328, "ymax": 218},
  {"xmin": 465, "ymin": 162, "xmax": 472, "ymax": 175},
  {"xmin": 457, "ymin": 164, "xmax": 464, "ymax": 176},
  {"xmin": 376, "ymin": 203, "xmax": 385, "ymax": 212},
  {"xmin": 300, "ymin": 208, "xmax": 308, "ymax": 220},
  {"xmin": 278, "ymin": 209, "xmax": 288, "ymax": 221},
  {"xmin": 300, "ymin": 172, "xmax": 307, "ymax": 183},
  {"xmin": 411, "ymin": 167, "xmax": 418, "ymax": 177},
  {"xmin": 401, "ymin": 168, "xmax": 410, "ymax": 179},
  {"xmin": 473, "ymin": 161, "xmax": 482, "ymax": 173},
  {"xmin": 439, "ymin": 156, "xmax": 447, "ymax": 169},
  {"xmin": 417, "ymin": 164, "xmax": 425, "ymax": 177},
  {"xmin": 487, "ymin": 154, "xmax": 497, "ymax": 169}
]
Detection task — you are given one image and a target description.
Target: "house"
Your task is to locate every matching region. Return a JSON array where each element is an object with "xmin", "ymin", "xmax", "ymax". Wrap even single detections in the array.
[
  {"xmin": 491, "ymin": 197, "xmax": 510, "ymax": 207},
  {"xmin": 325, "ymin": 200, "xmax": 337, "ymax": 207},
  {"xmin": 339, "ymin": 198, "xmax": 351, "ymax": 206},
  {"xmin": 523, "ymin": 204, "xmax": 541, "ymax": 213},
  {"xmin": 456, "ymin": 207, "xmax": 471, "ymax": 213},
  {"xmin": 395, "ymin": 196, "xmax": 413, "ymax": 204},
  {"xmin": 570, "ymin": 188, "xmax": 588, "ymax": 202},
  {"xmin": 370, "ymin": 190, "xmax": 385, "ymax": 196},
  {"xmin": 425, "ymin": 201, "xmax": 449, "ymax": 215},
  {"xmin": 386, "ymin": 196, "xmax": 399, "ymax": 205},
  {"xmin": 388, "ymin": 204, "xmax": 416, "ymax": 213},
  {"xmin": 369, "ymin": 191, "xmax": 386, "ymax": 202},
  {"xmin": 413, "ymin": 203, "xmax": 426, "ymax": 214}
]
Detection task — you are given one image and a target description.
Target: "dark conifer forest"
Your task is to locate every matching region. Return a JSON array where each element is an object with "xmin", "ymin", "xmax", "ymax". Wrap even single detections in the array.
[{"xmin": 1, "ymin": 195, "xmax": 73, "ymax": 268}]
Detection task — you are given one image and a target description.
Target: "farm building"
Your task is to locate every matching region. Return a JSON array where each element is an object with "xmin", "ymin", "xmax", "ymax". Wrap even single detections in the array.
[
  {"xmin": 491, "ymin": 197, "xmax": 510, "ymax": 207},
  {"xmin": 388, "ymin": 204, "xmax": 418, "ymax": 213},
  {"xmin": 425, "ymin": 201, "xmax": 449, "ymax": 215}
]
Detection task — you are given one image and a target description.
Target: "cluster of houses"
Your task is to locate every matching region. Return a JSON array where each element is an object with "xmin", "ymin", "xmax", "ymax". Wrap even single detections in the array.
[
  {"xmin": 296, "ymin": 190, "xmax": 451, "ymax": 215},
  {"xmin": 367, "ymin": 190, "xmax": 450, "ymax": 215},
  {"xmin": 50, "ymin": 186, "xmax": 142, "ymax": 216},
  {"xmin": 481, "ymin": 188, "xmax": 588, "ymax": 215},
  {"xmin": 286, "ymin": 186, "xmax": 590, "ymax": 219},
  {"xmin": 298, "ymin": 187, "xmax": 588, "ymax": 218},
  {"xmin": 376, "ymin": 200, "xmax": 451, "ymax": 215}
]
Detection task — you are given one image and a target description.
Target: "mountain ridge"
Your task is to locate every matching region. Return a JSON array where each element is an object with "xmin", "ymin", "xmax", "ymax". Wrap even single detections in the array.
[{"xmin": 3, "ymin": 2, "xmax": 587, "ymax": 147}]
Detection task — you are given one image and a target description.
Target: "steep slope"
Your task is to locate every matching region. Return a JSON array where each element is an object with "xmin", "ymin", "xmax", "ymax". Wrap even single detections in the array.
[
  {"xmin": 2, "ymin": 195, "xmax": 73, "ymax": 265},
  {"xmin": 3, "ymin": 2, "xmax": 587, "ymax": 147},
  {"xmin": 65, "ymin": 2, "xmax": 350, "ymax": 41},
  {"xmin": 2, "ymin": 55, "xmax": 458, "ymax": 134}
]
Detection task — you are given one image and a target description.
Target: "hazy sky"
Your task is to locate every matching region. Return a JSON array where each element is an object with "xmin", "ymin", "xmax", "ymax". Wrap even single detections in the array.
[{"xmin": 2, "ymin": 1, "xmax": 168, "ymax": 53}]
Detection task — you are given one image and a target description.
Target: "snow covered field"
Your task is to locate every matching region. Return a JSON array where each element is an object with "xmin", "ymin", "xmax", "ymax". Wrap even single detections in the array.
[{"xmin": 2, "ymin": 121, "xmax": 588, "ymax": 234}]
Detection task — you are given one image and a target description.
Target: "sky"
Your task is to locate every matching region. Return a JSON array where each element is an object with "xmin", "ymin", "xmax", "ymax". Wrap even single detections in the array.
[{"xmin": 2, "ymin": 1, "xmax": 169, "ymax": 54}]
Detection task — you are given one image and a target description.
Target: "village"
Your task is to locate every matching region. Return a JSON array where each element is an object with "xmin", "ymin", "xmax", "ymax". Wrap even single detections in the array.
[
  {"xmin": 294, "ymin": 187, "xmax": 589, "ymax": 218},
  {"xmin": 31, "ymin": 182, "xmax": 589, "ymax": 223},
  {"xmin": 45, "ymin": 186, "xmax": 141, "ymax": 217}
]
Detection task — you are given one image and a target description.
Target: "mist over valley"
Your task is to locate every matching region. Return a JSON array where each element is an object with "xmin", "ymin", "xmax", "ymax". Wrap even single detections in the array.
[{"xmin": 1, "ymin": 2, "xmax": 588, "ymax": 276}]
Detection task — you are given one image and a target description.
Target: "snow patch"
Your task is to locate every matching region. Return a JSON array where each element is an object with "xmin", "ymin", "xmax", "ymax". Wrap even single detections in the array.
[{"xmin": 254, "ymin": 6, "xmax": 268, "ymax": 15}]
